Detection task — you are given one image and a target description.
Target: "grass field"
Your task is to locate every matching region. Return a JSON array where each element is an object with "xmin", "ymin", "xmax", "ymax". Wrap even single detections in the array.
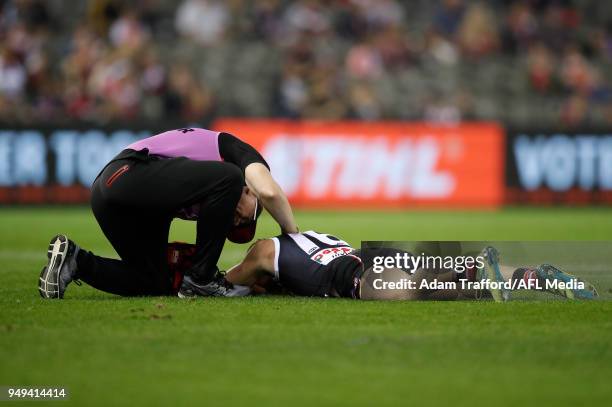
[{"xmin": 1, "ymin": 207, "xmax": 611, "ymax": 406}]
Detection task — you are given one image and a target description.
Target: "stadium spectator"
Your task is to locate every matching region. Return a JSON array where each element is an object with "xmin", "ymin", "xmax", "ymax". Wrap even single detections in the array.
[
  {"xmin": 333, "ymin": 0, "xmax": 367, "ymax": 40},
  {"xmin": 87, "ymin": 0, "xmax": 122, "ymax": 35},
  {"xmin": 347, "ymin": 81, "xmax": 381, "ymax": 120},
  {"xmin": 501, "ymin": 1, "xmax": 538, "ymax": 54},
  {"xmin": 175, "ymin": 0, "xmax": 229, "ymax": 46},
  {"xmin": 302, "ymin": 65, "xmax": 347, "ymax": 119},
  {"xmin": 345, "ymin": 36, "xmax": 384, "ymax": 79},
  {"xmin": 163, "ymin": 63, "xmax": 215, "ymax": 122},
  {"xmin": 457, "ymin": 2, "xmax": 499, "ymax": 58},
  {"xmin": 138, "ymin": 46, "xmax": 165, "ymax": 96},
  {"xmin": 375, "ymin": 25, "xmax": 414, "ymax": 70},
  {"xmin": 282, "ymin": 0, "xmax": 331, "ymax": 39},
  {"xmin": 249, "ymin": 0, "xmax": 284, "ymax": 41},
  {"xmin": 352, "ymin": 0, "xmax": 404, "ymax": 30},
  {"xmin": 276, "ymin": 62, "xmax": 308, "ymax": 118},
  {"xmin": 560, "ymin": 93, "xmax": 590, "ymax": 127},
  {"xmin": 9, "ymin": 0, "xmax": 50, "ymax": 32},
  {"xmin": 433, "ymin": 0, "xmax": 465, "ymax": 38},
  {"xmin": 592, "ymin": 24, "xmax": 612, "ymax": 60},
  {"xmin": 560, "ymin": 46, "xmax": 597, "ymax": 95},
  {"xmin": 423, "ymin": 92, "xmax": 462, "ymax": 124},
  {"xmin": 527, "ymin": 42, "xmax": 555, "ymax": 93},
  {"xmin": 0, "ymin": 0, "xmax": 609, "ymax": 126},
  {"xmin": 108, "ymin": 8, "xmax": 150, "ymax": 52},
  {"xmin": 538, "ymin": 2, "xmax": 577, "ymax": 54},
  {"xmin": 0, "ymin": 47, "xmax": 26, "ymax": 99}
]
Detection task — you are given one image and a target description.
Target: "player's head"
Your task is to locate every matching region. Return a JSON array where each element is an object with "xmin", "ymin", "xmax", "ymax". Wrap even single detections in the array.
[
  {"xmin": 228, "ymin": 187, "xmax": 263, "ymax": 243},
  {"xmin": 359, "ymin": 266, "xmax": 413, "ymax": 301}
]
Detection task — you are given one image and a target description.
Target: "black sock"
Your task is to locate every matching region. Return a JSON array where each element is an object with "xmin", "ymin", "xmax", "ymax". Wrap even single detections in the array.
[
  {"xmin": 75, "ymin": 249, "xmax": 88, "ymax": 279},
  {"xmin": 511, "ymin": 267, "xmax": 529, "ymax": 283}
]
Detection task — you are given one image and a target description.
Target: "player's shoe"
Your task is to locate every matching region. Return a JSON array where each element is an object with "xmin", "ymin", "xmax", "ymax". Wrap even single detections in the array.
[
  {"xmin": 476, "ymin": 246, "xmax": 510, "ymax": 302},
  {"xmin": 178, "ymin": 272, "xmax": 242, "ymax": 298},
  {"xmin": 38, "ymin": 234, "xmax": 81, "ymax": 299},
  {"xmin": 535, "ymin": 264, "xmax": 598, "ymax": 300}
]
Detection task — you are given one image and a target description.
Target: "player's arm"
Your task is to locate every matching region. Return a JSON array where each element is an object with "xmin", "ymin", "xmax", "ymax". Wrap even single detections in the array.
[
  {"xmin": 225, "ymin": 239, "xmax": 276, "ymax": 287},
  {"xmin": 245, "ymin": 163, "xmax": 298, "ymax": 234}
]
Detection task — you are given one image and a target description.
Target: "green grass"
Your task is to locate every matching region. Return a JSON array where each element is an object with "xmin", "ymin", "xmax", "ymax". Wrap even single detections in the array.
[{"xmin": 1, "ymin": 207, "xmax": 612, "ymax": 406}]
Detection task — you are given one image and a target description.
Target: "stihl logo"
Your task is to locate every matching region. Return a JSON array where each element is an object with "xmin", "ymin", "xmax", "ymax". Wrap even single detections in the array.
[
  {"xmin": 214, "ymin": 119, "xmax": 503, "ymax": 206},
  {"xmin": 263, "ymin": 135, "xmax": 455, "ymax": 199}
]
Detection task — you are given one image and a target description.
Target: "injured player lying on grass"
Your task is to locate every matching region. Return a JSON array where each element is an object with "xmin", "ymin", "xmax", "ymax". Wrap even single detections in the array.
[{"xmin": 197, "ymin": 231, "xmax": 598, "ymax": 301}]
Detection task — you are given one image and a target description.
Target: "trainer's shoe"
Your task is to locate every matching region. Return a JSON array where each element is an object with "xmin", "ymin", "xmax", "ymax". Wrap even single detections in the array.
[
  {"xmin": 178, "ymin": 273, "xmax": 236, "ymax": 298},
  {"xmin": 535, "ymin": 264, "xmax": 598, "ymax": 300},
  {"xmin": 38, "ymin": 234, "xmax": 81, "ymax": 299},
  {"xmin": 476, "ymin": 246, "xmax": 510, "ymax": 302}
]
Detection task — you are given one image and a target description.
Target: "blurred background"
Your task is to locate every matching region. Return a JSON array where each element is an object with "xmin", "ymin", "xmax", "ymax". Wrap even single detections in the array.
[
  {"xmin": 1, "ymin": 0, "xmax": 611, "ymax": 126},
  {"xmin": 0, "ymin": 0, "xmax": 611, "ymax": 206},
  {"xmin": 1, "ymin": 5, "xmax": 611, "ymax": 405}
]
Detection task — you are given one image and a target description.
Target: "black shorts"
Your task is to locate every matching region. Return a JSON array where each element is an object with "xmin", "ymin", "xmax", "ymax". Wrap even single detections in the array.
[{"xmin": 271, "ymin": 231, "xmax": 363, "ymax": 298}]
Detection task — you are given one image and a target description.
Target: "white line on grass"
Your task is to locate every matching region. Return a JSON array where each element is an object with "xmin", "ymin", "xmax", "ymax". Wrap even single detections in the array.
[{"xmin": 0, "ymin": 248, "xmax": 247, "ymax": 264}]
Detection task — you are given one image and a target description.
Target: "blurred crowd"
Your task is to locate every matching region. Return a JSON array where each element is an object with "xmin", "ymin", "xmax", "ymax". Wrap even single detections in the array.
[{"xmin": 0, "ymin": 0, "xmax": 611, "ymax": 127}]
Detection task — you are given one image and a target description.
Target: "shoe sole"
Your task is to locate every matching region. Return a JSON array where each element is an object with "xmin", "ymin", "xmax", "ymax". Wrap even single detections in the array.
[
  {"xmin": 177, "ymin": 291, "xmax": 190, "ymax": 299},
  {"xmin": 178, "ymin": 275, "xmax": 230, "ymax": 298},
  {"xmin": 539, "ymin": 264, "xmax": 598, "ymax": 300},
  {"xmin": 38, "ymin": 234, "xmax": 68, "ymax": 299}
]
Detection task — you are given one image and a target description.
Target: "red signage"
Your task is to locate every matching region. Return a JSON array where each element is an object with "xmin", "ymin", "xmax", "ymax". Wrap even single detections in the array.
[{"xmin": 214, "ymin": 120, "xmax": 504, "ymax": 208}]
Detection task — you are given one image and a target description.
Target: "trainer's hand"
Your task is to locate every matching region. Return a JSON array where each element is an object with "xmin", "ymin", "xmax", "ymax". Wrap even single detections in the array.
[{"xmin": 281, "ymin": 225, "xmax": 299, "ymax": 235}]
